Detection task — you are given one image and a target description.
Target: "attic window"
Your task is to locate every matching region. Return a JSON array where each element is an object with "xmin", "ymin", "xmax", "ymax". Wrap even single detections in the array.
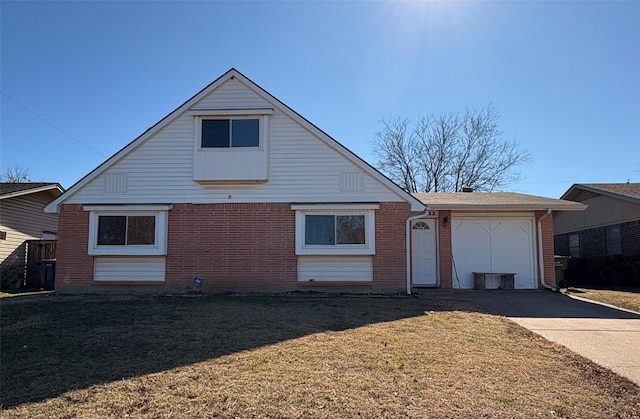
[{"xmin": 201, "ymin": 118, "xmax": 259, "ymax": 148}]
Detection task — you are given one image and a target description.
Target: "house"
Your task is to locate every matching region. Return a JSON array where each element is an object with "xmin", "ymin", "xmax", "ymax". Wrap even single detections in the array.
[
  {"xmin": 413, "ymin": 192, "xmax": 585, "ymax": 289},
  {"xmin": 1, "ymin": 182, "xmax": 64, "ymax": 288},
  {"xmin": 554, "ymin": 183, "xmax": 640, "ymax": 257},
  {"xmin": 44, "ymin": 68, "xmax": 583, "ymax": 293}
]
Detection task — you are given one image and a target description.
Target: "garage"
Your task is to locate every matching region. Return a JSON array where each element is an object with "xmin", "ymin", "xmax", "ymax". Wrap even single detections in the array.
[
  {"xmin": 412, "ymin": 191, "xmax": 587, "ymax": 291},
  {"xmin": 451, "ymin": 216, "xmax": 537, "ymax": 289}
]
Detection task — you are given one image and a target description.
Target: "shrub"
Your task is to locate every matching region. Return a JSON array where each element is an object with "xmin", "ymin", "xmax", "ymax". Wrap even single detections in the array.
[{"xmin": 565, "ymin": 255, "xmax": 640, "ymax": 287}]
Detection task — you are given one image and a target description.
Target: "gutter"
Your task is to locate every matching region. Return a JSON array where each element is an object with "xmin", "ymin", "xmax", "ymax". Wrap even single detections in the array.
[
  {"xmin": 537, "ymin": 209, "xmax": 555, "ymax": 291},
  {"xmin": 406, "ymin": 210, "xmax": 429, "ymax": 295}
]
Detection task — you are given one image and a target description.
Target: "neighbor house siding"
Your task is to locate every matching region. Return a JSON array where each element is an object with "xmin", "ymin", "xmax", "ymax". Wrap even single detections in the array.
[
  {"xmin": 0, "ymin": 193, "xmax": 59, "ymax": 262},
  {"xmin": 554, "ymin": 194, "xmax": 640, "ymax": 235},
  {"xmin": 0, "ymin": 192, "xmax": 59, "ymax": 286}
]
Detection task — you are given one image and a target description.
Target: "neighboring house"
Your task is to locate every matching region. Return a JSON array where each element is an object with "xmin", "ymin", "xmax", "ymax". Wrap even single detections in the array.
[
  {"xmin": 413, "ymin": 192, "xmax": 584, "ymax": 289},
  {"xmin": 44, "ymin": 68, "xmax": 583, "ymax": 293},
  {"xmin": 1, "ymin": 182, "xmax": 64, "ymax": 288},
  {"xmin": 554, "ymin": 183, "xmax": 640, "ymax": 258}
]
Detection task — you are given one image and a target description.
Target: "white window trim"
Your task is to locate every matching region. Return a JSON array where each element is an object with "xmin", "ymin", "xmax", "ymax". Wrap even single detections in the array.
[
  {"xmin": 293, "ymin": 205, "xmax": 377, "ymax": 256},
  {"xmin": 85, "ymin": 205, "xmax": 172, "ymax": 256}
]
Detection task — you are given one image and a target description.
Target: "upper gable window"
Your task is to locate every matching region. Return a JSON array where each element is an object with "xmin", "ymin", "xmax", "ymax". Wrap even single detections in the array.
[{"xmin": 202, "ymin": 118, "xmax": 260, "ymax": 148}]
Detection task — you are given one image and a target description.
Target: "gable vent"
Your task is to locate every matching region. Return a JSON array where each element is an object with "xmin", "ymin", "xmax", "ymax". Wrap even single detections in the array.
[
  {"xmin": 103, "ymin": 173, "xmax": 128, "ymax": 193},
  {"xmin": 340, "ymin": 172, "xmax": 364, "ymax": 192}
]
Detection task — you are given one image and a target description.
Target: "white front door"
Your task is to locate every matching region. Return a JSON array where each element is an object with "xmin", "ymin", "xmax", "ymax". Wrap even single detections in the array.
[{"xmin": 411, "ymin": 219, "xmax": 438, "ymax": 286}]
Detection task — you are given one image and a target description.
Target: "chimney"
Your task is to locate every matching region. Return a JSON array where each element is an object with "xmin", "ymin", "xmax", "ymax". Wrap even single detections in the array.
[{"xmin": 461, "ymin": 186, "xmax": 474, "ymax": 193}]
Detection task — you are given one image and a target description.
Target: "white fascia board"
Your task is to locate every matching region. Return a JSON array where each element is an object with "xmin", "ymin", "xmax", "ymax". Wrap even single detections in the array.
[{"xmin": 291, "ymin": 203, "xmax": 380, "ymax": 210}]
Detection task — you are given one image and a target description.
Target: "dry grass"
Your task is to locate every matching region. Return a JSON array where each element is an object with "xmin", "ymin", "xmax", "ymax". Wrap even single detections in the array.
[
  {"xmin": 565, "ymin": 287, "xmax": 640, "ymax": 313},
  {"xmin": 1, "ymin": 294, "xmax": 639, "ymax": 418}
]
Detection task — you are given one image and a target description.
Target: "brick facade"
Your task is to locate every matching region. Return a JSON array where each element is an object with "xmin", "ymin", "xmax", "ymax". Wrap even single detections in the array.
[
  {"xmin": 56, "ymin": 204, "xmax": 93, "ymax": 291},
  {"xmin": 56, "ymin": 202, "xmax": 411, "ymax": 293},
  {"xmin": 536, "ymin": 210, "xmax": 556, "ymax": 287},
  {"xmin": 437, "ymin": 211, "xmax": 452, "ymax": 289},
  {"xmin": 554, "ymin": 220, "xmax": 640, "ymax": 258}
]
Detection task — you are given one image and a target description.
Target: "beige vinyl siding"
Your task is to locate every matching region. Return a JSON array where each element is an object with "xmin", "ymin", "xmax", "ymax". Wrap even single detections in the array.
[
  {"xmin": 0, "ymin": 193, "xmax": 59, "ymax": 262},
  {"xmin": 65, "ymin": 79, "xmax": 403, "ymax": 205},
  {"xmin": 94, "ymin": 257, "xmax": 165, "ymax": 281},
  {"xmin": 298, "ymin": 256, "xmax": 373, "ymax": 282},
  {"xmin": 554, "ymin": 194, "xmax": 640, "ymax": 234}
]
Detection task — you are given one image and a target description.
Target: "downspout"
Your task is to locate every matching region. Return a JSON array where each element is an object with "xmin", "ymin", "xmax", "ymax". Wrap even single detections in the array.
[
  {"xmin": 406, "ymin": 210, "xmax": 429, "ymax": 295},
  {"xmin": 537, "ymin": 209, "xmax": 555, "ymax": 291}
]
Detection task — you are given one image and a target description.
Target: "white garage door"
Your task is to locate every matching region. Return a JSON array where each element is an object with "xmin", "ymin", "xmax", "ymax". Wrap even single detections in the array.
[{"xmin": 451, "ymin": 217, "xmax": 537, "ymax": 289}]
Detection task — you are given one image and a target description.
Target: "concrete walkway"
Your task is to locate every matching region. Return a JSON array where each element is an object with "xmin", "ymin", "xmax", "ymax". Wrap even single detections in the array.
[{"xmin": 453, "ymin": 290, "xmax": 640, "ymax": 386}]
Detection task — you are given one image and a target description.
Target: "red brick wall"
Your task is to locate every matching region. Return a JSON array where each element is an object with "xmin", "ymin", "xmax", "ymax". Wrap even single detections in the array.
[
  {"xmin": 536, "ymin": 210, "xmax": 556, "ymax": 287},
  {"xmin": 372, "ymin": 202, "xmax": 412, "ymax": 292},
  {"xmin": 438, "ymin": 211, "xmax": 453, "ymax": 288},
  {"xmin": 165, "ymin": 203, "xmax": 297, "ymax": 292},
  {"xmin": 55, "ymin": 202, "xmax": 412, "ymax": 293},
  {"xmin": 56, "ymin": 204, "xmax": 93, "ymax": 291}
]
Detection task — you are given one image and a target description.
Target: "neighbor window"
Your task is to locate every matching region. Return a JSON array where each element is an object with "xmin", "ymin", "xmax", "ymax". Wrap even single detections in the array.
[
  {"xmin": 568, "ymin": 233, "xmax": 580, "ymax": 258},
  {"xmin": 97, "ymin": 215, "xmax": 155, "ymax": 246},
  {"xmin": 201, "ymin": 118, "xmax": 259, "ymax": 148},
  {"xmin": 606, "ymin": 225, "xmax": 621, "ymax": 255}
]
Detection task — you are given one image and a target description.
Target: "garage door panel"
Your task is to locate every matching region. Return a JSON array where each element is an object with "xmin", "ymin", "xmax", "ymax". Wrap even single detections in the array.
[
  {"xmin": 452, "ymin": 218, "xmax": 536, "ymax": 289},
  {"xmin": 452, "ymin": 221, "xmax": 491, "ymax": 288}
]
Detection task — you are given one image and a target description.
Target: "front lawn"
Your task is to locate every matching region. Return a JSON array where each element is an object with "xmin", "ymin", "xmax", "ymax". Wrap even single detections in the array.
[{"xmin": 1, "ymin": 294, "xmax": 638, "ymax": 418}]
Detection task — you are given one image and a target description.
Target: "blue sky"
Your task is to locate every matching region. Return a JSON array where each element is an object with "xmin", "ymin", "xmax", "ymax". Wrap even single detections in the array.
[{"xmin": 1, "ymin": 0, "xmax": 638, "ymax": 198}]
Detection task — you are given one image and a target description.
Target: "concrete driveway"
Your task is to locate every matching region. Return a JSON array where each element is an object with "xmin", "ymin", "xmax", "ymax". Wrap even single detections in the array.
[{"xmin": 454, "ymin": 290, "xmax": 640, "ymax": 386}]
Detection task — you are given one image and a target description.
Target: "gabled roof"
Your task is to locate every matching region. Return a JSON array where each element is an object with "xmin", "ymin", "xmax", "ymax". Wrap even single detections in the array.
[
  {"xmin": 45, "ymin": 68, "xmax": 425, "ymax": 213},
  {"xmin": 0, "ymin": 182, "xmax": 64, "ymax": 200},
  {"xmin": 561, "ymin": 183, "xmax": 640, "ymax": 205},
  {"xmin": 413, "ymin": 192, "xmax": 586, "ymax": 211}
]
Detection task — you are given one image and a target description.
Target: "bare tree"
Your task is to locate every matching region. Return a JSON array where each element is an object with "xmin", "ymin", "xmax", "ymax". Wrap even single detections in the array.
[
  {"xmin": 372, "ymin": 105, "xmax": 531, "ymax": 193},
  {"xmin": 2, "ymin": 165, "xmax": 32, "ymax": 183}
]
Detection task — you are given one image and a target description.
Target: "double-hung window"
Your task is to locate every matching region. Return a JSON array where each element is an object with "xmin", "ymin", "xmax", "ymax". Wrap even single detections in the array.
[
  {"xmin": 85, "ymin": 205, "xmax": 171, "ymax": 255},
  {"xmin": 293, "ymin": 204, "xmax": 377, "ymax": 255}
]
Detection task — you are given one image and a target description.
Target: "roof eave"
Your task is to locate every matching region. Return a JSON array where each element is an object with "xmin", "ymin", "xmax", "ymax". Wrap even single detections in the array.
[
  {"xmin": 1, "ymin": 184, "xmax": 64, "ymax": 201},
  {"xmin": 424, "ymin": 204, "xmax": 586, "ymax": 211}
]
